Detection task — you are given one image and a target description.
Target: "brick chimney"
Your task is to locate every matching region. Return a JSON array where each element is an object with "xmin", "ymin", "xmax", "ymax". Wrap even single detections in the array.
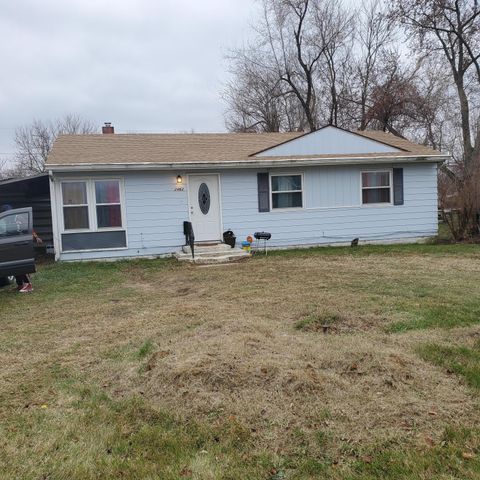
[{"xmin": 102, "ymin": 122, "xmax": 114, "ymax": 134}]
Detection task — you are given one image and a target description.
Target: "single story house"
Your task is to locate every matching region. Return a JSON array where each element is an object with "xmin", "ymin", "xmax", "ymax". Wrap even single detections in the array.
[{"xmin": 45, "ymin": 124, "xmax": 447, "ymax": 261}]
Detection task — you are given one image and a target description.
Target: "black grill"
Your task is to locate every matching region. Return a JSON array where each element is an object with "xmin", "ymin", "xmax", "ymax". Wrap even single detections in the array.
[
  {"xmin": 254, "ymin": 231, "xmax": 271, "ymax": 240},
  {"xmin": 253, "ymin": 231, "xmax": 271, "ymax": 255}
]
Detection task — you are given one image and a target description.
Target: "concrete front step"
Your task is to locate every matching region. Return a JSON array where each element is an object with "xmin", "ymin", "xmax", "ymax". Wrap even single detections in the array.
[
  {"xmin": 176, "ymin": 253, "xmax": 250, "ymax": 264},
  {"xmin": 177, "ymin": 251, "xmax": 247, "ymax": 260},
  {"xmin": 175, "ymin": 244, "xmax": 250, "ymax": 264},
  {"xmin": 182, "ymin": 243, "xmax": 232, "ymax": 254}
]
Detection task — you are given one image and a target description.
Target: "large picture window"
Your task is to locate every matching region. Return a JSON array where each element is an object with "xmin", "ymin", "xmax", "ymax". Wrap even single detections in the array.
[
  {"xmin": 361, "ymin": 171, "xmax": 391, "ymax": 205},
  {"xmin": 271, "ymin": 174, "xmax": 303, "ymax": 209},
  {"xmin": 60, "ymin": 179, "xmax": 124, "ymax": 231},
  {"xmin": 62, "ymin": 182, "xmax": 89, "ymax": 230}
]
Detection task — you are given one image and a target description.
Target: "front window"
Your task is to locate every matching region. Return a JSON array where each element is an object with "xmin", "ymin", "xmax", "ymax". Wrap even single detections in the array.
[
  {"xmin": 60, "ymin": 179, "xmax": 123, "ymax": 231},
  {"xmin": 361, "ymin": 171, "xmax": 391, "ymax": 205},
  {"xmin": 95, "ymin": 180, "xmax": 122, "ymax": 228},
  {"xmin": 62, "ymin": 182, "xmax": 89, "ymax": 230},
  {"xmin": 271, "ymin": 174, "xmax": 303, "ymax": 209}
]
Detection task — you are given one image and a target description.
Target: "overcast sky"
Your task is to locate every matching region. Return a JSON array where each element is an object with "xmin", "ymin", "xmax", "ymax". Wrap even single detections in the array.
[{"xmin": 0, "ymin": 0, "xmax": 256, "ymax": 162}]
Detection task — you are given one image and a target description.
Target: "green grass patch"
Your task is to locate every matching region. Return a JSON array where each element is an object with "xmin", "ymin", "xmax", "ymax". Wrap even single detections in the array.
[
  {"xmin": 418, "ymin": 342, "xmax": 480, "ymax": 390},
  {"xmin": 0, "ymin": 367, "xmax": 271, "ymax": 480},
  {"xmin": 388, "ymin": 300, "xmax": 480, "ymax": 333},
  {"xmin": 136, "ymin": 339, "xmax": 155, "ymax": 359},
  {"xmin": 345, "ymin": 427, "xmax": 480, "ymax": 480},
  {"xmin": 262, "ymin": 242, "xmax": 480, "ymax": 259}
]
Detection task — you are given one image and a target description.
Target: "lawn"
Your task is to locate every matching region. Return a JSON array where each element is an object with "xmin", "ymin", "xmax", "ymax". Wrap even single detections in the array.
[{"xmin": 1, "ymin": 243, "xmax": 480, "ymax": 479}]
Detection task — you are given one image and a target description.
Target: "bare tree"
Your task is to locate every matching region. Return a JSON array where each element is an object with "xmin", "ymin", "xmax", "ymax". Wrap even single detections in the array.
[
  {"xmin": 316, "ymin": 0, "xmax": 354, "ymax": 127},
  {"xmin": 258, "ymin": 0, "xmax": 323, "ymax": 130},
  {"xmin": 14, "ymin": 114, "xmax": 96, "ymax": 176},
  {"xmin": 392, "ymin": 0, "xmax": 480, "ymax": 169},
  {"xmin": 223, "ymin": 50, "xmax": 287, "ymax": 132},
  {"xmin": 225, "ymin": 0, "xmax": 360, "ymax": 132},
  {"xmin": 224, "ymin": 0, "xmax": 407, "ymax": 134},
  {"xmin": 392, "ymin": 0, "xmax": 480, "ymax": 238},
  {"xmin": 406, "ymin": 57, "xmax": 459, "ymax": 151},
  {"xmin": 363, "ymin": 51, "xmax": 426, "ymax": 135},
  {"xmin": 352, "ymin": 0, "xmax": 396, "ymax": 130},
  {"xmin": 0, "ymin": 158, "xmax": 13, "ymax": 180}
]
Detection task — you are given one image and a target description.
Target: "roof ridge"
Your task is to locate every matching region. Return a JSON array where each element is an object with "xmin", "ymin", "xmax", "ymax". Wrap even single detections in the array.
[{"xmin": 56, "ymin": 131, "xmax": 303, "ymax": 137}]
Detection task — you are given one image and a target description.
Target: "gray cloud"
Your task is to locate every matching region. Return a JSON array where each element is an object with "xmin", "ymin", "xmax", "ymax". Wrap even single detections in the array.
[{"xmin": 0, "ymin": 0, "xmax": 255, "ymax": 161}]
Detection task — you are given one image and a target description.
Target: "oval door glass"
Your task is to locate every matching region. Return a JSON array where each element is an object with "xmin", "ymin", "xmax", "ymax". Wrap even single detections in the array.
[{"xmin": 198, "ymin": 183, "xmax": 210, "ymax": 215}]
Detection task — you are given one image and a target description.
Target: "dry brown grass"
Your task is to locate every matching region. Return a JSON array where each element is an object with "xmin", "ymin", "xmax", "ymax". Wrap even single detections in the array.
[{"xmin": 1, "ymin": 245, "xmax": 480, "ymax": 477}]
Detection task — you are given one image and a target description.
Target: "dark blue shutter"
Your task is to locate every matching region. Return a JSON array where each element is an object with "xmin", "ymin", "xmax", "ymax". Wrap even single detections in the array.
[
  {"xmin": 257, "ymin": 173, "xmax": 270, "ymax": 212},
  {"xmin": 393, "ymin": 168, "xmax": 404, "ymax": 205}
]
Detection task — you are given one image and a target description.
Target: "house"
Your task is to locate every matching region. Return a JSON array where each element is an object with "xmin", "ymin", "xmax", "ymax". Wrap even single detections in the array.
[{"xmin": 45, "ymin": 124, "xmax": 447, "ymax": 261}]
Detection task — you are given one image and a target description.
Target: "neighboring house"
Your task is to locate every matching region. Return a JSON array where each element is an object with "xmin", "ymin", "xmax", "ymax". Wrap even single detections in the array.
[{"xmin": 45, "ymin": 124, "xmax": 447, "ymax": 261}]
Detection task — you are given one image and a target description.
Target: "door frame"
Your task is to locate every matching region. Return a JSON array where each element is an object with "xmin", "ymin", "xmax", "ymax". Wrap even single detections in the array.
[{"xmin": 187, "ymin": 173, "xmax": 223, "ymax": 242}]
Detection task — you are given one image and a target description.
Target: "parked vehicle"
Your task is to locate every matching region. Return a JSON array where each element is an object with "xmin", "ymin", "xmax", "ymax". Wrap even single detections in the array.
[{"xmin": 0, "ymin": 207, "xmax": 35, "ymax": 286}]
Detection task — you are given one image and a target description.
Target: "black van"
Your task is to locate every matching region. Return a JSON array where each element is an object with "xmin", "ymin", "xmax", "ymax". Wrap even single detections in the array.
[{"xmin": 0, "ymin": 207, "xmax": 35, "ymax": 286}]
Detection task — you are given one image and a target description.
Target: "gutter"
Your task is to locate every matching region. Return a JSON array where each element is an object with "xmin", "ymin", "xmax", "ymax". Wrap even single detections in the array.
[{"xmin": 46, "ymin": 154, "xmax": 448, "ymax": 173}]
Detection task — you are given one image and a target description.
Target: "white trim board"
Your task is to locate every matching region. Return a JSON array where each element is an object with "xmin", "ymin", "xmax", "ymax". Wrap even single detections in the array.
[{"xmin": 46, "ymin": 154, "xmax": 447, "ymax": 173}]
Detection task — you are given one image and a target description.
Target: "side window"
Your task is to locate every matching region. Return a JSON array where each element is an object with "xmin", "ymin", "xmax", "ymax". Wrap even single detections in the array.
[
  {"xmin": 271, "ymin": 174, "xmax": 303, "ymax": 209},
  {"xmin": 62, "ymin": 182, "xmax": 89, "ymax": 230},
  {"xmin": 0, "ymin": 212, "xmax": 29, "ymax": 238},
  {"xmin": 361, "ymin": 171, "xmax": 391, "ymax": 205},
  {"xmin": 95, "ymin": 180, "xmax": 122, "ymax": 228}
]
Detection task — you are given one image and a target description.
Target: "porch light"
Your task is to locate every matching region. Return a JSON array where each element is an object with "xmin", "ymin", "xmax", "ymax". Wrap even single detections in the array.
[{"xmin": 176, "ymin": 175, "xmax": 183, "ymax": 185}]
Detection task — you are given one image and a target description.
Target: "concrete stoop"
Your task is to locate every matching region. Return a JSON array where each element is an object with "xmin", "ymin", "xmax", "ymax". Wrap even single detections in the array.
[{"xmin": 174, "ymin": 243, "xmax": 250, "ymax": 264}]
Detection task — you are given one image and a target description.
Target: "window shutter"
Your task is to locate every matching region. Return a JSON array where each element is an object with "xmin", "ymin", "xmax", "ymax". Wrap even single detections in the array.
[
  {"xmin": 393, "ymin": 168, "xmax": 404, "ymax": 205},
  {"xmin": 257, "ymin": 173, "xmax": 270, "ymax": 212}
]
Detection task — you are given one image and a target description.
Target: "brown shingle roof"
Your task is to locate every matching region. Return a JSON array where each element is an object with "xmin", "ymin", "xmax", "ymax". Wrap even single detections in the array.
[
  {"xmin": 46, "ymin": 130, "xmax": 443, "ymax": 167},
  {"xmin": 47, "ymin": 132, "xmax": 302, "ymax": 166}
]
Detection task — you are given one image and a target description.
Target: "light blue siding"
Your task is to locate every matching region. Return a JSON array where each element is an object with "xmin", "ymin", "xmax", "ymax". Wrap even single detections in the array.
[
  {"xmin": 221, "ymin": 163, "xmax": 437, "ymax": 247},
  {"xmin": 306, "ymin": 166, "xmax": 360, "ymax": 207},
  {"xmin": 54, "ymin": 162, "xmax": 438, "ymax": 260},
  {"xmin": 257, "ymin": 126, "xmax": 400, "ymax": 157},
  {"xmin": 56, "ymin": 172, "xmax": 189, "ymax": 261}
]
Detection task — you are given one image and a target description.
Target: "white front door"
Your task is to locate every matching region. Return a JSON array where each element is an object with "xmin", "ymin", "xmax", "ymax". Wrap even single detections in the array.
[{"xmin": 188, "ymin": 174, "xmax": 222, "ymax": 242}]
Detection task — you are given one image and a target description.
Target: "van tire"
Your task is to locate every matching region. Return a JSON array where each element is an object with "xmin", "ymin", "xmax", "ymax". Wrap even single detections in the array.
[{"xmin": 0, "ymin": 276, "xmax": 13, "ymax": 288}]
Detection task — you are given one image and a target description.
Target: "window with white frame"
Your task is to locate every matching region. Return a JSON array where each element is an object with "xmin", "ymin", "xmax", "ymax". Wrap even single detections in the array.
[
  {"xmin": 361, "ymin": 171, "xmax": 391, "ymax": 205},
  {"xmin": 61, "ymin": 179, "xmax": 123, "ymax": 231},
  {"xmin": 62, "ymin": 182, "xmax": 89, "ymax": 230},
  {"xmin": 271, "ymin": 174, "xmax": 303, "ymax": 209},
  {"xmin": 95, "ymin": 180, "xmax": 122, "ymax": 228}
]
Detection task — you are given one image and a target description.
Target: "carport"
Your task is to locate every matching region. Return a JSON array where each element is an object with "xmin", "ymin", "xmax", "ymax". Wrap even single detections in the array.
[{"xmin": 0, "ymin": 173, "xmax": 52, "ymax": 253}]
